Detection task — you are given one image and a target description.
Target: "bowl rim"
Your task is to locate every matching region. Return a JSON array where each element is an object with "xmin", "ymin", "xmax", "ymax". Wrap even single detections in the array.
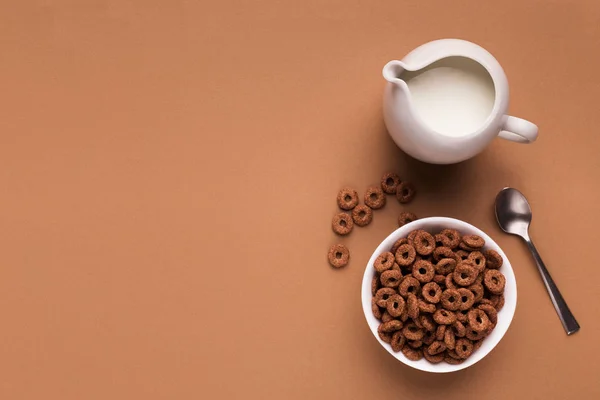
[{"xmin": 361, "ymin": 216, "xmax": 517, "ymax": 373}]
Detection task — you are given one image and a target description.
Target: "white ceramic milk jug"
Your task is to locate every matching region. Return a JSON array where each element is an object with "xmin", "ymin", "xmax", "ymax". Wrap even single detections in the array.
[{"xmin": 382, "ymin": 39, "xmax": 538, "ymax": 164}]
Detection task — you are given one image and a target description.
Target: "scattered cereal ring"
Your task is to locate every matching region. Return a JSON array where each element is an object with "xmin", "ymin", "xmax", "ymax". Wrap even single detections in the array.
[
  {"xmin": 364, "ymin": 186, "xmax": 386, "ymax": 209},
  {"xmin": 462, "ymin": 234, "xmax": 485, "ymax": 249},
  {"xmin": 412, "ymin": 260, "xmax": 435, "ymax": 283},
  {"xmin": 466, "ymin": 328, "xmax": 487, "ymax": 341},
  {"xmin": 374, "ymin": 251, "xmax": 395, "ymax": 273},
  {"xmin": 413, "ymin": 231, "xmax": 436, "ymax": 256},
  {"xmin": 484, "ymin": 269, "xmax": 506, "ymax": 294},
  {"xmin": 332, "ymin": 212, "xmax": 353, "ymax": 235},
  {"xmin": 453, "ymin": 261, "xmax": 478, "ymax": 286},
  {"xmin": 455, "ymin": 338, "xmax": 474, "ymax": 359},
  {"xmin": 402, "ymin": 322, "xmax": 424, "ymax": 341},
  {"xmin": 440, "ymin": 289, "xmax": 461, "ymax": 311},
  {"xmin": 398, "ymin": 212, "xmax": 418, "ymax": 227},
  {"xmin": 418, "ymin": 299, "xmax": 436, "ymax": 314},
  {"xmin": 452, "ymin": 320, "xmax": 466, "ymax": 337},
  {"xmin": 336, "ymin": 187, "xmax": 359, "ymax": 210},
  {"xmin": 422, "ymin": 331, "xmax": 436, "ymax": 346},
  {"xmin": 436, "ymin": 325, "xmax": 446, "ymax": 341},
  {"xmin": 455, "ymin": 250, "xmax": 470, "ymax": 260},
  {"xmin": 433, "ymin": 274, "xmax": 446, "ymax": 286},
  {"xmin": 372, "ymin": 298, "xmax": 382, "ymax": 319},
  {"xmin": 371, "ymin": 275, "xmax": 380, "ymax": 296},
  {"xmin": 377, "ymin": 324, "xmax": 392, "ymax": 343},
  {"xmin": 444, "ymin": 329, "xmax": 456, "ymax": 350},
  {"xmin": 395, "ymin": 244, "xmax": 416, "ymax": 267},
  {"xmin": 391, "ymin": 238, "xmax": 408, "ymax": 255},
  {"xmin": 484, "ymin": 249, "xmax": 503, "ymax": 269},
  {"xmin": 381, "ymin": 311, "xmax": 393, "ymax": 322},
  {"xmin": 438, "ymin": 229, "xmax": 461, "ymax": 249},
  {"xmin": 398, "ymin": 276, "xmax": 421, "ymax": 298},
  {"xmin": 435, "ymin": 258, "xmax": 457, "ymax": 275},
  {"xmin": 427, "ymin": 341, "xmax": 447, "ymax": 356},
  {"xmin": 396, "ymin": 182, "xmax": 416, "ymax": 204},
  {"xmin": 423, "ymin": 350, "xmax": 445, "ymax": 363},
  {"xmin": 478, "ymin": 304, "xmax": 498, "ymax": 325},
  {"xmin": 420, "ymin": 314, "xmax": 436, "ymax": 331},
  {"xmin": 422, "ymin": 282, "xmax": 442, "ymax": 304},
  {"xmin": 457, "ymin": 288, "xmax": 475, "ymax": 311},
  {"xmin": 468, "ymin": 251, "xmax": 486, "ymax": 272},
  {"xmin": 401, "ymin": 346, "xmax": 423, "ymax": 361},
  {"xmin": 381, "ymin": 172, "xmax": 402, "ymax": 194},
  {"xmin": 408, "ymin": 340, "xmax": 423, "ymax": 349},
  {"xmin": 467, "ymin": 309, "xmax": 491, "ymax": 333},
  {"xmin": 380, "ymin": 270, "xmax": 402, "ymax": 288},
  {"xmin": 407, "ymin": 293, "xmax": 419, "ymax": 320},
  {"xmin": 390, "ymin": 330, "xmax": 406, "ymax": 352},
  {"xmin": 375, "ymin": 288, "xmax": 397, "ymax": 307},
  {"xmin": 386, "ymin": 294, "xmax": 405, "ymax": 317},
  {"xmin": 468, "ymin": 283, "xmax": 485, "ymax": 303},
  {"xmin": 352, "ymin": 204, "xmax": 373, "ymax": 227},
  {"xmin": 380, "ymin": 320, "xmax": 403, "ymax": 333},
  {"xmin": 328, "ymin": 244, "xmax": 350, "ymax": 268},
  {"xmin": 433, "ymin": 309, "xmax": 456, "ymax": 325}
]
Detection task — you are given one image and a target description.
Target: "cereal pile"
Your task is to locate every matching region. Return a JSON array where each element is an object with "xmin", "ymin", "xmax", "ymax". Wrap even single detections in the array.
[
  {"xmin": 371, "ymin": 229, "xmax": 506, "ymax": 364},
  {"xmin": 327, "ymin": 172, "xmax": 417, "ymax": 269}
]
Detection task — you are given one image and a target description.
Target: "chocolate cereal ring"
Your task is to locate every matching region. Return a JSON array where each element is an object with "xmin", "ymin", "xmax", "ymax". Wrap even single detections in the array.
[
  {"xmin": 455, "ymin": 338, "xmax": 474, "ymax": 359},
  {"xmin": 435, "ymin": 258, "xmax": 457, "ymax": 275},
  {"xmin": 380, "ymin": 320, "xmax": 403, "ymax": 333},
  {"xmin": 457, "ymin": 288, "xmax": 475, "ymax": 311},
  {"xmin": 422, "ymin": 330, "xmax": 436, "ymax": 345},
  {"xmin": 398, "ymin": 276, "xmax": 420, "ymax": 298},
  {"xmin": 380, "ymin": 270, "xmax": 402, "ymax": 288},
  {"xmin": 433, "ymin": 274, "xmax": 446, "ymax": 286},
  {"xmin": 435, "ymin": 325, "xmax": 446, "ymax": 341},
  {"xmin": 377, "ymin": 324, "xmax": 392, "ymax": 343},
  {"xmin": 433, "ymin": 309, "xmax": 456, "ymax": 325},
  {"xmin": 422, "ymin": 282, "xmax": 442, "ymax": 304},
  {"xmin": 386, "ymin": 294, "xmax": 405, "ymax": 318},
  {"xmin": 381, "ymin": 172, "xmax": 401, "ymax": 194},
  {"xmin": 452, "ymin": 320, "xmax": 466, "ymax": 337},
  {"xmin": 399, "ymin": 305, "xmax": 409, "ymax": 322},
  {"xmin": 396, "ymin": 182, "xmax": 416, "ymax": 204},
  {"xmin": 423, "ymin": 350, "xmax": 445, "ymax": 363},
  {"xmin": 402, "ymin": 322, "xmax": 424, "ymax": 341},
  {"xmin": 407, "ymin": 293, "xmax": 419, "ymax": 320},
  {"xmin": 375, "ymin": 288, "xmax": 396, "ymax": 307},
  {"xmin": 473, "ymin": 339, "xmax": 484, "ymax": 352},
  {"xmin": 391, "ymin": 263, "xmax": 402, "ymax": 273},
  {"xmin": 467, "ymin": 309, "xmax": 491, "ymax": 333},
  {"xmin": 462, "ymin": 234, "xmax": 485, "ymax": 249},
  {"xmin": 468, "ymin": 251, "xmax": 486, "ymax": 272},
  {"xmin": 444, "ymin": 329, "xmax": 456, "ymax": 350},
  {"xmin": 466, "ymin": 328, "xmax": 486, "ymax": 341},
  {"xmin": 413, "ymin": 231, "xmax": 436, "ymax": 256},
  {"xmin": 468, "ymin": 283, "xmax": 485, "ymax": 303},
  {"xmin": 445, "ymin": 273, "xmax": 457, "ymax": 290},
  {"xmin": 412, "ymin": 260, "xmax": 435, "ymax": 283},
  {"xmin": 401, "ymin": 346, "xmax": 423, "ymax": 361},
  {"xmin": 408, "ymin": 340, "xmax": 423, "ymax": 349},
  {"xmin": 440, "ymin": 289, "xmax": 461, "ymax": 311},
  {"xmin": 433, "ymin": 247, "xmax": 459, "ymax": 263},
  {"xmin": 456, "ymin": 309, "xmax": 469, "ymax": 323},
  {"xmin": 483, "ymin": 249, "xmax": 503, "ymax": 269},
  {"xmin": 336, "ymin": 187, "xmax": 359, "ymax": 210},
  {"xmin": 374, "ymin": 251, "xmax": 395, "ymax": 273},
  {"xmin": 444, "ymin": 355, "xmax": 465, "ymax": 364},
  {"xmin": 484, "ymin": 269, "xmax": 506, "ymax": 295},
  {"xmin": 381, "ymin": 311, "xmax": 393, "ymax": 322},
  {"xmin": 479, "ymin": 298, "xmax": 493, "ymax": 307},
  {"xmin": 412, "ymin": 315, "xmax": 424, "ymax": 329},
  {"xmin": 418, "ymin": 299, "xmax": 436, "ymax": 314},
  {"xmin": 371, "ymin": 275, "xmax": 380, "ymax": 296},
  {"xmin": 438, "ymin": 229, "xmax": 461, "ymax": 249},
  {"xmin": 492, "ymin": 294, "xmax": 505, "ymax": 311},
  {"xmin": 372, "ymin": 298, "xmax": 382, "ymax": 319},
  {"xmin": 351, "ymin": 205, "xmax": 373, "ymax": 227},
  {"xmin": 478, "ymin": 304, "xmax": 498, "ymax": 325},
  {"xmin": 453, "ymin": 262, "xmax": 478, "ymax": 286},
  {"xmin": 390, "ymin": 238, "xmax": 408, "ymax": 255},
  {"xmin": 427, "ymin": 341, "xmax": 446, "ymax": 356},
  {"xmin": 364, "ymin": 186, "xmax": 386, "ymax": 209},
  {"xmin": 398, "ymin": 212, "xmax": 418, "ymax": 228},
  {"xmin": 390, "ymin": 330, "xmax": 406, "ymax": 352},
  {"xmin": 420, "ymin": 314, "xmax": 436, "ymax": 332},
  {"xmin": 332, "ymin": 212, "xmax": 353, "ymax": 235},
  {"xmin": 328, "ymin": 244, "xmax": 349, "ymax": 268},
  {"xmin": 446, "ymin": 349, "xmax": 462, "ymax": 360},
  {"xmin": 455, "ymin": 250, "xmax": 470, "ymax": 261},
  {"xmin": 395, "ymin": 244, "xmax": 416, "ymax": 267}
]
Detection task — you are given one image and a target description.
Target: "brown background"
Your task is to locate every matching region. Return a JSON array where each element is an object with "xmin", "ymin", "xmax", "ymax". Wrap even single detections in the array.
[{"xmin": 1, "ymin": 1, "xmax": 600, "ymax": 399}]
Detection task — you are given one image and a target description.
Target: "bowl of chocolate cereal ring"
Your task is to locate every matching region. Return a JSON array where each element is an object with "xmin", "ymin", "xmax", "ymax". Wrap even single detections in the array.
[{"xmin": 361, "ymin": 217, "xmax": 516, "ymax": 373}]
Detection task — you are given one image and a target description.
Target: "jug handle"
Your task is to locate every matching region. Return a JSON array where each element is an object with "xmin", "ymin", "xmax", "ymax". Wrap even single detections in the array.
[{"xmin": 498, "ymin": 116, "xmax": 538, "ymax": 143}]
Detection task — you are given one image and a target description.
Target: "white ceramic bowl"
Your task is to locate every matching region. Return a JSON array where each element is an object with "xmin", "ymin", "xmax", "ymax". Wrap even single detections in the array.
[{"xmin": 361, "ymin": 217, "xmax": 517, "ymax": 373}]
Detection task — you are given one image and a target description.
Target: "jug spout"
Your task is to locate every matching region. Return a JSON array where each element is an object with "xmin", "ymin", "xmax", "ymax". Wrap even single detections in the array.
[{"xmin": 382, "ymin": 60, "xmax": 406, "ymax": 85}]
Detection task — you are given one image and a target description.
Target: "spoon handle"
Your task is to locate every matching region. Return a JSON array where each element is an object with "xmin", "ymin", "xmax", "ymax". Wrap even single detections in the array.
[{"xmin": 525, "ymin": 238, "xmax": 580, "ymax": 335}]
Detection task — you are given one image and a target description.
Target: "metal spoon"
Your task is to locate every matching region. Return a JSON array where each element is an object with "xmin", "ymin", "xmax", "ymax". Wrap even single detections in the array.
[{"xmin": 495, "ymin": 187, "xmax": 580, "ymax": 335}]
